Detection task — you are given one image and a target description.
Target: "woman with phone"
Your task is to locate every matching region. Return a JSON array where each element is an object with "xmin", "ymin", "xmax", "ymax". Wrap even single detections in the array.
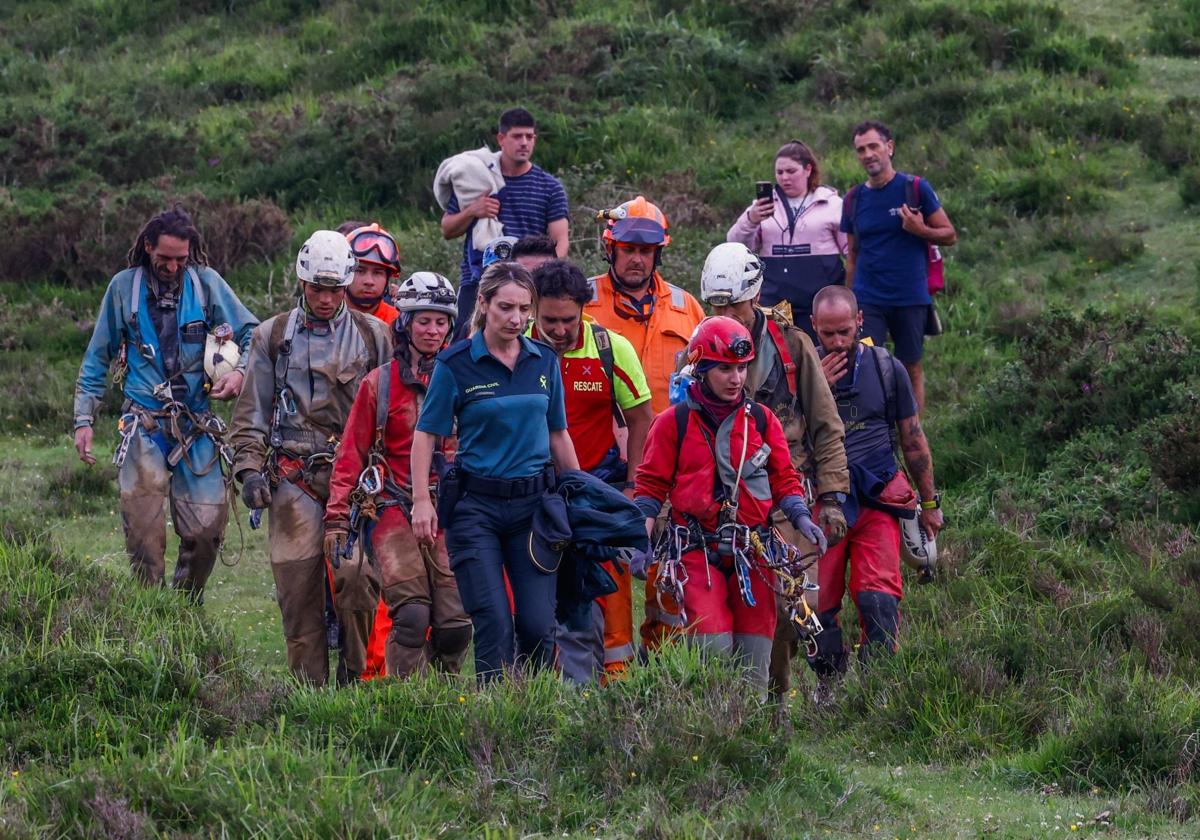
[{"xmin": 726, "ymin": 140, "xmax": 848, "ymax": 341}]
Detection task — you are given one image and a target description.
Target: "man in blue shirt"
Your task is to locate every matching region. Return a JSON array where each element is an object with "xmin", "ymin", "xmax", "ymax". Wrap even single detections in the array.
[
  {"xmin": 841, "ymin": 120, "xmax": 956, "ymax": 413},
  {"xmin": 806, "ymin": 285, "xmax": 943, "ymax": 695},
  {"xmin": 440, "ymin": 108, "xmax": 570, "ymax": 340}
]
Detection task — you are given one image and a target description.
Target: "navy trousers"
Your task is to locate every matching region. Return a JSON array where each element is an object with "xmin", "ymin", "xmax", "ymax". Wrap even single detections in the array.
[{"xmin": 445, "ymin": 490, "xmax": 557, "ymax": 683}]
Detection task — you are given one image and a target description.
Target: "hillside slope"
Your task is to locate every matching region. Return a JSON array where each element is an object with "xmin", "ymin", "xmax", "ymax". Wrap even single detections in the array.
[{"xmin": 2, "ymin": 0, "xmax": 1200, "ymax": 835}]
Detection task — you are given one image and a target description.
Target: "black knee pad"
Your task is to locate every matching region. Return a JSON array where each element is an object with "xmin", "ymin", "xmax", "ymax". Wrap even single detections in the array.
[
  {"xmin": 807, "ymin": 609, "xmax": 848, "ymax": 677},
  {"xmin": 389, "ymin": 602, "xmax": 431, "ymax": 649},
  {"xmin": 432, "ymin": 623, "xmax": 472, "ymax": 655},
  {"xmin": 854, "ymin": 591, "xmax": 899, "ymax": 655}
]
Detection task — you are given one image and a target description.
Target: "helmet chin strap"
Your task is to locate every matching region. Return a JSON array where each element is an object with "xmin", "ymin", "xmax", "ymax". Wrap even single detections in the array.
[{"xmin": 348, "ymin": 291, "xmax": 384, "ymax": 309}]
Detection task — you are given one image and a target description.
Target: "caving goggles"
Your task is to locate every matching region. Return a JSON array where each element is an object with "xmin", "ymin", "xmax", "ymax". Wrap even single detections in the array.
[{"xmin": 347, "ymin": 225, "xmax": 401, "ymax": 273}]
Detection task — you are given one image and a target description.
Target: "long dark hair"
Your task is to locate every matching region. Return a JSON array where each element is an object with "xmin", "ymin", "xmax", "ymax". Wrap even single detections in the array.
[{"xmin": 125, "ymin": 204, "xmax": 209, "ymax": 270}]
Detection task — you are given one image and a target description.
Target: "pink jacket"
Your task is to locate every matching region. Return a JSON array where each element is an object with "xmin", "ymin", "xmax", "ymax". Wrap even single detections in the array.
[
  {"xmin": 726, "ymin": 185, "xmax": 848, "ymax": 257},
  {"xmin": 727, "ymin": 185, "xmax": 849, "ymax": 313}
]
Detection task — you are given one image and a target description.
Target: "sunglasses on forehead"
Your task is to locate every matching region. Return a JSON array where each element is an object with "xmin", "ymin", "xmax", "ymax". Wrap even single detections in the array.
[{"xmin": 349, "ymin": 230, "xmax": 399, "ymax": 264}]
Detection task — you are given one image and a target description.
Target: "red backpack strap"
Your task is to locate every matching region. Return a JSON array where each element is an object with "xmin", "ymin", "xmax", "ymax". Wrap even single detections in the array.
[
  {"xmin": 764, "ymin": 318, "xmax": 796, "ymax": 379},
  {"xmin": 907, "ymin": 174, "xmax": 920, "ymax": 210}
]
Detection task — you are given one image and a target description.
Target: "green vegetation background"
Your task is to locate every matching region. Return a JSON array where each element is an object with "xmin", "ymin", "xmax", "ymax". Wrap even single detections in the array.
[{"xmin": 3, "ymin": 0, "xmax": 1200, "ymax": 836}]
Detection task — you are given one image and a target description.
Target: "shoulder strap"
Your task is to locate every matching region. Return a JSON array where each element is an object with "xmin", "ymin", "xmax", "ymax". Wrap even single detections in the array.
[
  {"xmin": 845, "ymin": 184, "xmax": 860, "ymax": 238},
  {"xmin": 673, "ymin": 401, "xmax": 690, "ymax": 466},
  {"xmin": 591, "ymin": 323, "xmax": 626, "ymax": 429},
  {"xmin": 749, "ymin": 401, "xmax": 768, "ymax": 437},
  {"xmin": 349, "ymin": 310, "xmax": 383, "ymax": 369},
  {"xmin": 268, "ymin": 309, "xmax": 299, "ymax": 365},
  {"xmin": 763, "ymin": 317, "xmax": 796, "ymax": 379},
  {"xmin": 185, "ymin": 267, "xmax": 207, "ymax": 319},
  {"xmin": 867, "ymin": 345, "xmax": 899, "ymax": 452},
  {"xmin": 906, "ymin": 174, "xmax": 920, "ymax": 209},
  {"xmin": 130, "ymin": 268, "xmax": 144, "ymax": 320},
  {"xmin": 375, "ymin": 361, "xmax": 392, "ymax": 446}
]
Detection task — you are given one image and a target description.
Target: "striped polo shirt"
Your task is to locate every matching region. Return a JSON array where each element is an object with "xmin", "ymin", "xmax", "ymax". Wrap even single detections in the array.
[
  {"xmin": 447, "ymin": 164, "xmax": 569, "ymax": 285},
  {"xmin": 417, "ymin": 331, "xmax": 567, "ymax": 478},
  {"xmin": 528, "ymin": 319, "xmax": 650, "ymax": 472}
]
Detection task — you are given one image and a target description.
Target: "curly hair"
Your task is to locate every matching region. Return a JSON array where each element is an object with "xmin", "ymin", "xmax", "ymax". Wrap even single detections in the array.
[{"xmin": 125, "ymin": 204, "xmax": 209, "ymax": 270}]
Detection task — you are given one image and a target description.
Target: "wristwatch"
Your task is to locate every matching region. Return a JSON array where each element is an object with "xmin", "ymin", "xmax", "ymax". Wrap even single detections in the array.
[
  {"xmin": 818, "ymin": 491, "xmax": 847, "ymax": 505},
  {"xmin": 920, "ymin": 493, "xmax": 941, "ymax": 511}
]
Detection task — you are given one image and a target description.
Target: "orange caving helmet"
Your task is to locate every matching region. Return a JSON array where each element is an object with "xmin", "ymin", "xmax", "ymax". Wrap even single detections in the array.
[
  {"xmin": 346, "ymin": 223, "xmax": 401, "ymax": 276},
  {"xmin": 600, "ymin": 195, "xmax": 671, "ymax": 261}
]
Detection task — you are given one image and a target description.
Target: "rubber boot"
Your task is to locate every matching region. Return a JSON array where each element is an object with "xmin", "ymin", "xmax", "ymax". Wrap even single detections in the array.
[{"xmin": 854, "ymin": 590, "xmax": 900, "ymax": 662}]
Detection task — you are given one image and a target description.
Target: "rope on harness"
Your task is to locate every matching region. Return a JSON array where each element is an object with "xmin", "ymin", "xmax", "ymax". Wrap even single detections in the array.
[{"xmin": 750, "ymin": 528, "xmax": 824, "ymax": 656}]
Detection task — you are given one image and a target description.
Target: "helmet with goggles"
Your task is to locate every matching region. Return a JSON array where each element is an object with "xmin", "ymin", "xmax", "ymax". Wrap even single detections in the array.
[
  {"xmin": 701, "ymin": 242, "xmax": 763, "ymax": 306},
  {"xmin": 346, "ymin": 223, "xmax": 401, "ymax": 275},
  {"xmin": 686, "ymin": 316, "xmax": 756, "ymax": 366},
  {"xmin": 296, "ymin": 230, "xmax": 355, "ymax": 288}
]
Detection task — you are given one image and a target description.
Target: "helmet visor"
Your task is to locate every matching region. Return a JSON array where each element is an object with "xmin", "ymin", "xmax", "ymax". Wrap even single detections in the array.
[{"xmin": 610, "ymin": 217, "xmax": 666, "ymax": 246}]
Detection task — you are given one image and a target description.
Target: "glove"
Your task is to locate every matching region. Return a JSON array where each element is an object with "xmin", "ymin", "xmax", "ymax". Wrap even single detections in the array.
[
  {"xmin": 628, "ymin": 548, "xmax": 651, "ymax": 581},
  {"xmin": 793, "ymin": 514, "xmax": 828, "ymax": 556},
  {"xmin": 323, "ymin": 528, "xmax": 349, "ymax": 568},
  {"xmin": 240, "ymin": 472, "xmax": 272, "ymax": 510},
  {"xmin": 818, "ymin": 502, "xmax": 847, "ymax": 547}
]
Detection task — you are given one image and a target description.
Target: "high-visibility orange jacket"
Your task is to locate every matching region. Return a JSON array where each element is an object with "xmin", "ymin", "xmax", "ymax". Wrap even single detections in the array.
[{"xmin": 584, "ymin": 271, "xmax": 705, "ymax": 416}]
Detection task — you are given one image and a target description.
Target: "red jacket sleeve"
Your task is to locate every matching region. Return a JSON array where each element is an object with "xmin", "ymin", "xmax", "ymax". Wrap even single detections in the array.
[
  {"xmin": 764, "ymin": 408, "xmax": 804, "ymax": 504},
  {"xmin": 634, "ymin": 407, "xmax": 680, "ymax": 505},
  {"xmin": 325, "ymin": 368, "xmax": 379, "ymax": 525}
]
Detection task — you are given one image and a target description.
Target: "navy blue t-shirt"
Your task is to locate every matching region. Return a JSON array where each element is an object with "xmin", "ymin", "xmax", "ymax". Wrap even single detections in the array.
[
  {"xmin": 825, "ymin": 343, "xmax": 918, "ymax": 469},
  {"xmin": 840, "ymin": 172, "xmax": 941, "ymax": 307},
  {"xmin": 417, "ymin": 332, "xmax": 567, "ymax": 478},
  {"xmin": 447, "ymin": 164, "xmax": 569, "ymax": 286}
]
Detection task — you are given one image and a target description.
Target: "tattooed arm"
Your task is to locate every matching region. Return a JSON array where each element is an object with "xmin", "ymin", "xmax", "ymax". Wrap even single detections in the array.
[{"xmin": 898, "ymin": 414, "xmax": 943, "ymax": 538}]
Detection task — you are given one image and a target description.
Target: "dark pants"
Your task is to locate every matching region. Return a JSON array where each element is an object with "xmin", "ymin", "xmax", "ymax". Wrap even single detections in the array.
[
  {"xmin": 861, "ymin": 303, "xmax": 927, "ymax": 364},
  {"xmin": 445, "ymin": 489, "xmax": 557, "ymax": 683}
]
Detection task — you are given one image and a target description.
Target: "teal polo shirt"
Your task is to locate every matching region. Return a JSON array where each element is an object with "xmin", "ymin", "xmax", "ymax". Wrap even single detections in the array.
[{"xmin": 417, "ymin": 331, "xmax": 567, "ymax": 478}]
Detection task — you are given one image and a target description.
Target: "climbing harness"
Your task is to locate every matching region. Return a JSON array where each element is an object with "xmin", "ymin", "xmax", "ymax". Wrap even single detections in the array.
[{"xmin": 337, "ymin": 361, "xmax": 413, "ymax": 570}]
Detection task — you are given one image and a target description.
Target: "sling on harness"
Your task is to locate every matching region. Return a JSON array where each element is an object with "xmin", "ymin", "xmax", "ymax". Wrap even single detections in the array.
[
  {"xmin": 337, "ymin": 361, "xmax": 414, "ymax": 570},
  {"xmin": 652, "ymin": 399, "xmax": 772, "ymax": 620}
]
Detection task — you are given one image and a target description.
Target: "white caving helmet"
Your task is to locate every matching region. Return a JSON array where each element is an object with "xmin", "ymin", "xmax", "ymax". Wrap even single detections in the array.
[
  {"xmin": 900, "ymin": 516, "xmax": 938, "ymax": 581},
  {"xmin": 700, "ymin": 242, "xmax": 764, "ymax": 306},
  {"xmin": 394, "ymin": 271, "xmax": 458, "ymax": 319},
  {"xmin": 296, "ymin": 230, "xmax": 355, "ymax": 287},
  {"xmin": 203, "ymin": 323, "xmax": 240, "ymax": 382}
]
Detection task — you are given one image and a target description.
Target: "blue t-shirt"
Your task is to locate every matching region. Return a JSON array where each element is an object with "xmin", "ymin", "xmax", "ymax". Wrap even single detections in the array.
[
  {"xmin": 825, "ymin": 343, "xmax": 918, "ymax": 470},
  {"xmin": 447, "ymin": 164, "xmax": 569, "ymax": 285},
  {"xmin": 417, "ymin": 332, "xmax": 568, "ymax": 478},
  {"xmin": 840, "ymin": 172, "xmax": 941, "ymax": 307}
]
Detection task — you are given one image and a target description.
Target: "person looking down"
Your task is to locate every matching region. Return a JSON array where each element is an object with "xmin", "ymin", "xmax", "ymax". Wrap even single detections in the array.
[
  {"xmin": 72, "ymin": 204, "xmax": 257, "ymax": 600},
  {"xmin": 410, "ymin": 262, "xmax": 580, "ymax": 683},
  {"xmin": 726, "ymin": 140, "xmax": 848, "ymax": 343},
  {"xmin": 804, "ymin": 285, "xmax": 943, "ymax": 698},
  {"xmin": 326, "ymin": 271, "xmax": 472, "ymax": 679},
  {"xmin": 529, "ymin": 259, "xmax": 653, "ymax": 683},
  {"xmin": 634, "ymin": 316, "xmax": 827, "ymax": 692}
]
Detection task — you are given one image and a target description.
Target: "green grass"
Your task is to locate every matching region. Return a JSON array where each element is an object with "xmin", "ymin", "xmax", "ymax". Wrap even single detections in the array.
[{"xmin": 3, "ymin": 0, "xmax": 1200, "ymax": 834}]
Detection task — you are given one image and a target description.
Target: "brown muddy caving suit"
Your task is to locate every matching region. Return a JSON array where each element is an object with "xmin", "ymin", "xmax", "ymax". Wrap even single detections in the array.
[
  {"xmin": 741, "ymin": 308, "xmax": 849, "ymax": 699},
  {"xmin": 230, "ymin": 304, "xmax": 391, "ymax": 685}
]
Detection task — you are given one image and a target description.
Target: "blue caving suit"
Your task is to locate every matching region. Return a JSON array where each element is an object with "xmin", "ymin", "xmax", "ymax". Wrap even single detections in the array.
[{"xmin": 73, "ymin": 264, "xmax": 257, "ymax": 596}]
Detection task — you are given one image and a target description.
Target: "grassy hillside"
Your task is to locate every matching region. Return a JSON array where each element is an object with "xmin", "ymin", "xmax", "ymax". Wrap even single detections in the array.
[{"xmin": 2, "ymin": 0, "xmax": 1200, "ymax": 835}]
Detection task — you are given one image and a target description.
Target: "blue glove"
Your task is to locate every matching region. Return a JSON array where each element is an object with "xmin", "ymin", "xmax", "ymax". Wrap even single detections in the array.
[
  {"xmin": 792, "ymin": 514, "xmax": 828, "ymax": 555},
  {"xmin": 628, "ymin": 548, "xmax": 651, "ymax": 580}
]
